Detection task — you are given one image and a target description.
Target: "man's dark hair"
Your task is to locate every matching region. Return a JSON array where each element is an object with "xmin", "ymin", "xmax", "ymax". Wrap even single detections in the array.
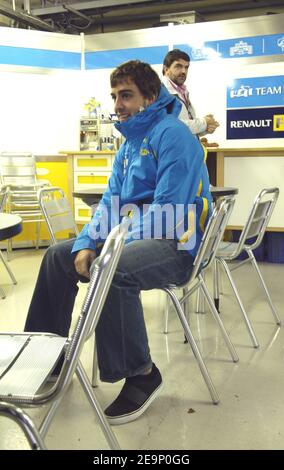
[
  {"xmin": 162, "ymin": 49, "xmax": 190, "ymax": 75},
  {"xmin": 110, "ymin": 60, "xmax": 161, "ymax": 99}
]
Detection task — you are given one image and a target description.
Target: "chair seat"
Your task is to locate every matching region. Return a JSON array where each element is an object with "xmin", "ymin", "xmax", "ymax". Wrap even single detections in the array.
[
  {"xmin": 0, "ymin": 334, "xmax": 66, "ymax": 397},
  {"xmin": 217, "ymin": 241, "xmax": 239, "ymax": 258},
  {"xmin": 217, "ymin": 240, "xmax": 257, "ymax": 259}
]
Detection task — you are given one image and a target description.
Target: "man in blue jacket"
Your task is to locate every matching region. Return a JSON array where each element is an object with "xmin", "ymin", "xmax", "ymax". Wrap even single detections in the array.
[{"xmin": 25, "ymin": 60, "xmax": 212, "ymax": 425}]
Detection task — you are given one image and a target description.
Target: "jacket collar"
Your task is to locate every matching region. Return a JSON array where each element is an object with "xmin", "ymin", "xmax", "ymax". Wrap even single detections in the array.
[{"xmin": 115, "ymin": 84, "xmax": 181, "ymax": 141}]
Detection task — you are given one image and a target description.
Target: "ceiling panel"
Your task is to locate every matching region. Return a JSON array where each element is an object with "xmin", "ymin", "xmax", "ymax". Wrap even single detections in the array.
[{"xmin": 1, "ymin": 0, "xmax": 284, "ymax": 34}]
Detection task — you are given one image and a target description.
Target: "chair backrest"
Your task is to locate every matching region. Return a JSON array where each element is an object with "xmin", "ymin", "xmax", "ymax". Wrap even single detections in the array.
[
  {"xmin": 235, "ymin": 187, "xmax": 279, "ymax": 257},
  {"xmin": 38, "ymin": 186, "xmax": 79, "ymax": 243},
  {"xmin": 56, "ymin": 216, "xmax": 131, "ymax": 389},
  {"xmin": 190, "ymin": 195, "xmax": 236, "ymax": 281},
  {"xmin": 0, "ymin": 187, "xmax": 7, "ymax": 212},
  {"xmin": 0, "ymin": 152, "xmax": 37, "ymax": 186}
]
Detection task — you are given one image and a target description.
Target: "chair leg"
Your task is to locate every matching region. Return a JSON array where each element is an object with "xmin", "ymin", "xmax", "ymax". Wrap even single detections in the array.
[
  {"xmin": 218, "ymin": 258, "xmax": 259, "ymax": 348},
  {"xmin": 92, "ymin": 338, "xmax": 99, "ymax": 387},
  {"xmin": 0, "ymin": 284, "xmax": 6, "ymax": 299},
  {"xmin": 164, "ymin": 287, "xmax": 219, "ymax": 404},
  {"xmin": 213, "ymin": 259, "xmax": 220, "ymax": 312},
  {"xmin": 182, "ymin": 286, "xmax": 190, "ymax": 323},
  {"xmin": 35, "ymin": 220, "xmax": 41, "ymax": 249},
  {"xmin": 199, "ymin": 276, "xmax": 238, "ymax": 362},
  {"xmin": 7, "ymin": 239, "xmax": 12, "ymax": 260},
  {"xmin": 165, "ymin": 288, "xmax": 190, "ymax": 339},
  {"xmin": 164, "ymin": 294, "xmax": 170, "ymax": 334},
  {"xmin": 195, "ymin": 275, "xmax": 206, "ymax": 313},
  {"xmin": 182, "ymin": 286, "xmax": 190, "ymax": 343},
  {"xmin": 76, "ymin": 361, "xmax": 120, "ymax": 450},
  {"xmin": 0, "ymin": 250, "xmax": 17, "ymax": 284},
  {"xmin": 39, "ymin": 396, "xmax": 63, "ymax": 439},
  {"xmin": 248, "ymin": 250, "xmax": 281, "ymax": 326}
]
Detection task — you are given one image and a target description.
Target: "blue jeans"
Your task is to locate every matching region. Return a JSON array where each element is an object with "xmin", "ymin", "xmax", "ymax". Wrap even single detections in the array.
[{"xmin": 24, "ymin": 238, "xmax": 194, "ymax": 382}]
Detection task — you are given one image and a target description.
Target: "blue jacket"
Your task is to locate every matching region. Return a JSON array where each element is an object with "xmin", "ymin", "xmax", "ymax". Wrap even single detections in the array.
[{"xmin": 72, "ymin": 85, "xmax": 212, "ymax": 257}]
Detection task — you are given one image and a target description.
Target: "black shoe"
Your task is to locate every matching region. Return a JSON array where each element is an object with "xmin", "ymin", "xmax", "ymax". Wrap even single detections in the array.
[{"xmin": 104, "ymin": 363, "xmax": 163, "ymax": 425}]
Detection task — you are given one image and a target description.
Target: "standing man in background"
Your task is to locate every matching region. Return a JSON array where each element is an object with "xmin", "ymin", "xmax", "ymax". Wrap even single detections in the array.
[{"xmin": 162, "ymin": 49, "xmax": 219, "ymax": 138}]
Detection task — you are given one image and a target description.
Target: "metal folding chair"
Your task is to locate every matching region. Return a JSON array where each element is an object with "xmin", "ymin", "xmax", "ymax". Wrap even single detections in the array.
[
  {"xmin": 215, "ymin": 187, "xmax": 281, "ymax": 348},
  {"xmin": 38, "ymin": 186, "xmax": 79, "ymax": 244},
  {"xmin": 162, "ymin": 195, "xmax": 238, "ymax": 404},
  {"xmin": 0, "ymin": 402, "xmax": 46, "ymax": 450},
  {"xmin": 0, "ymin": 152, "xmax": 48, "ymax": 251},
  {"xmin": 0, "ymin": 217, "xmax": 131, "ymax": 450},
  {"xmin": 0, "ymin": 188, "xmax": 17, "ymax": 299}
]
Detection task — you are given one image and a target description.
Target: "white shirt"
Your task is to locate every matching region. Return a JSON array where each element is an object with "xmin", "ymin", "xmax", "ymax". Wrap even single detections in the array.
[{"xmin": 162, "ymin": 76, "xmax": 207, "ymax": 136}]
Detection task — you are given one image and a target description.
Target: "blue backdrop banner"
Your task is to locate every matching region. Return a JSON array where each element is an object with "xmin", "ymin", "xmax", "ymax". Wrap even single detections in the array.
[
  {"xmin": 227, "ymin": 76, "xmax": 284, "ymax": 108},
  {"xmin": 227, "ymin": 107, "xmax": 284, "ymax": 139}
]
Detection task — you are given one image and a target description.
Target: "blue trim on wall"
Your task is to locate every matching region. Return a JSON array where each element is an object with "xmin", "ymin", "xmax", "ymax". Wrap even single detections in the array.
[
  {"xmin": 0, "ymin": 31, "xmax": 283, "ymax": 70},
  {"xmin": 85, "ymin": 45, "xmax": 169, "ymax": 69},
  {"xmin": 0, "ymin": 45, "xmax": 81, "ymax": 69},
  {"xmin": 176, "ymin": 33, "xmax": 284, "ymax": 61}
]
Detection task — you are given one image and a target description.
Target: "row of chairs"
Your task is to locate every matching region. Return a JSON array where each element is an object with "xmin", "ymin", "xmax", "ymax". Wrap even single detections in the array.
[
  {"xmin": 0, "ymin": 194, "xmax": 236, "ymax": 449},
  {"xmin": 0, "ymin": 152, "xmax": 49, "ymax": 297},
  {"xmin": 0, "ymin": 188, "xmax": 280, "ymax": 449},
  {"xmin": 1, "ymin": 184, "xmax": 77, "ymax": 298},
  {"xmin": 163, "ymin": 187, "xmax": 280, "ymax": 406},
  {"xmin": 0, "ymin": 153, "xmax": 78, "ymax": 247}
]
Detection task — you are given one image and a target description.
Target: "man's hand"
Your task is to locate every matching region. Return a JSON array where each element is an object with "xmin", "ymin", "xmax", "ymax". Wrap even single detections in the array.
[
  {"xmin": 204, "ymin": 114, "xmax": 220, "ymax": 134},
  {"xmin": 74, "ymin": 249, "xmax": 97, "ymax": 279}
]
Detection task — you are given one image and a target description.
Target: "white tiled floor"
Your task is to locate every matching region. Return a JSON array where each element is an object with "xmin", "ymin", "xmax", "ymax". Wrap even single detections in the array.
[{"xmin": 0, "ymin": 248, "xmax": 284, "ymax": 450}]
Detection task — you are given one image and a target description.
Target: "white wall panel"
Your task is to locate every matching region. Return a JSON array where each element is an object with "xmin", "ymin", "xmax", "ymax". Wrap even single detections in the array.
[
  {"xmin": 224, "ymin": 156, "xmax": 284, "ymax": 228},
  {"xmin": 0, "ymin": 70, "xmax": 82, "ymax": 154}
]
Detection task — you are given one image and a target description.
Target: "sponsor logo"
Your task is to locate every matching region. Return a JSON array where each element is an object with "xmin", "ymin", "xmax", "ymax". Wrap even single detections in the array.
[
  {"xmin": 230, "ymin": 119, "xmax": 272, "ymax": 129},
  {"xmin": 229, "ymin": 40, "xmax": 253, "ymax": 56},
  {"xmin": 273, "ymin": 114, "xmax": 284, "ymax": 131},
  {"xmin": 230, "ymin": 85, "xmax": 253, "ymax": 98},
  {"xmin": 191, "ymin": 48, "xmax": 205, "ymax": 60},
  {"xmin": 277, "ymin": 37, "xmax": 284, "ymax": 52},
  {"xmin": 227, "ymin": 76, "xmax": 284, "ymax": 109},
  {"xmin": 140, "ymin": 148, "xmax": 149, "ymax": 156},
  {"xmin": 227, "ymin": 107, "xmax": 284, "ymax": 139},
  {"xmin": 230, "ymin": 84, "xmax": 283, "ymax": 99}
]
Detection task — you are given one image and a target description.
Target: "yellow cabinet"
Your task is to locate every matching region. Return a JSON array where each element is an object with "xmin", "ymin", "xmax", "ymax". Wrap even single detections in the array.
[
  {"xmin": 63, "ymin": 151, "xmax": 116, "ymax": 224},
  {"xmin": 74, "ymin": 154, "xmax": 113, "ymax": 172}
]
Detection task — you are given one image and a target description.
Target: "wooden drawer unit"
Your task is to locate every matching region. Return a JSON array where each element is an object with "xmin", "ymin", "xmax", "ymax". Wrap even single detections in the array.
[
  {"xmin": 73, "ymin": 152, "xmax": 113, "ymax": 191},
  {"xmin": 74, "ymin": 154, "xmax": 113, "ymax": 172},
  {"xmin": 70, "ymin": 151, "xmax": 115, "ymax": 223},
  {"xmin": 60, "ymin": 150, "xmax": 116, "ymax": 224},
  {"xmin": 74, "ymin": 171, "xmax": 111, "ymax": 190},
  {"xmin": 74, "ymin": 200, "xmax": 93, "ymax": 223}
]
